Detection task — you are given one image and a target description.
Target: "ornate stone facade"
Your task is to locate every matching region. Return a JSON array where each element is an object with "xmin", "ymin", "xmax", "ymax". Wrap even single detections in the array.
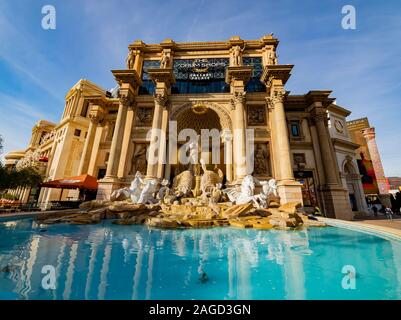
[{"xmin": 5, "ymin": 35, "xmax": 365, "ymax": 220}]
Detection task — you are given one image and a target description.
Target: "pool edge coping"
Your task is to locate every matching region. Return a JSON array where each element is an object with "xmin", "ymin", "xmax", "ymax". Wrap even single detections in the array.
[{"xmin": 318, "ymin": 217, "xmax": 401, "ymax": 241}]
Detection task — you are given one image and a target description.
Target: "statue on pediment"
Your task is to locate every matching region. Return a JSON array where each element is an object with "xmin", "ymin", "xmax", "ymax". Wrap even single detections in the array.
[
  {"xmin": 160, "ymin": 51, "xmax": 170, "ymax": 69},
  {"xmin": 232, "ymin": 45, "xmax": 245, "ymax": 66},
  {"xmin": 126, "ymin": 49, "xmax": 136, "ymax": 69},
  {"xmin": 267, "ymin": 50, "xmax": 278, "ymax": 65}
]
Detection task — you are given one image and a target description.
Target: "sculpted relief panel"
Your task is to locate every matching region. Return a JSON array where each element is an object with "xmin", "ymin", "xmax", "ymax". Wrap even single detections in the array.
[
  {"xmin": 135, "ymin": 107, "xmax": 153, "ymax": 126},
  {"xmin": 247, "ymin": 105, "xmax": 266, "ymax": 126},
  {"xmin": 129, "ymin": 144, "xmax": 148, "ymax": 175},
  {"xmin": 253, "ymin": 143, "xmax": 270, "ymax": 176}
]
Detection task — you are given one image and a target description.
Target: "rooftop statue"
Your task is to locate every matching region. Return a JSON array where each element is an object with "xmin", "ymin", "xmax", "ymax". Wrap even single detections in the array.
[
  {"xmin": 160, "ymin": 51, "xmax": 170, "ymax": 69},
  {"xmin": 126, "ymin": 49, "xmax": 136, "ymax": 70},
  {"xmin": 232, "ymin": 45, "xmax": 245, "ymax": 66}
]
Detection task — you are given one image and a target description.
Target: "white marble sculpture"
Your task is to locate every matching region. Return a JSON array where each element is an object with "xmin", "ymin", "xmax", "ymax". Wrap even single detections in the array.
[
  {"xmin": 129, "ymin": 171, "xmax": 145, "ymax": 203},
  {"xmin": 224, "ymin": 175, "xmax": 255, "ymax": 204},
  {"xmin": 223, "ymin": 176, "xmax": 278, "ymax": 208},
  {"xmin": 110, "ymin": 171, "xmax": 144, "ymax": 202},
  {"xmin": 137, "ymin": 179, "xmax": 158, "ymax": 204},
  {"xmin": 253, "ymin": 178, "xmax": 278, "ymax": 208},
  {"xmin": 157, "ymin": 179, "xmax": 170, "ymax": 201}
]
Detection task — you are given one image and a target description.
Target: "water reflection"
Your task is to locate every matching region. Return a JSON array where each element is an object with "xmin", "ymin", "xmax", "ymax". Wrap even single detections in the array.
[{"xmin": 0, "ymin": 219, "xmax": 400, "ymax": 300}]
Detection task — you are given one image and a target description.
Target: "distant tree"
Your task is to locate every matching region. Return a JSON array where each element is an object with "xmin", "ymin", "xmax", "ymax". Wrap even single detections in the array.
[{"xmin": 0, "ymin": 136, "xmax": 43, "ymax": 197}]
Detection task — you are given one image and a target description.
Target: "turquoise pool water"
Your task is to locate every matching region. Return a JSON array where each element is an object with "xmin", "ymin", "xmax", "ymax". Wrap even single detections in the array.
[{"xmin": 0, "ymin": 218, "xmax": 400, "ymax": 300}]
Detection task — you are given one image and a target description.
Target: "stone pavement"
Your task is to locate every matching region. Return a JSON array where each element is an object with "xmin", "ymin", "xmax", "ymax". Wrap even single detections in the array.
[{"xmin": 354, "ymin": 216, "xmax": 401, "ymax": 231}]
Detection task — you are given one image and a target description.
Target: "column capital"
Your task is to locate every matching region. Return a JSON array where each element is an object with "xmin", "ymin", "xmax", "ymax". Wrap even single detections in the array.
[
  {"xmin": 118, "ymin": 93, "xmax": 135, "ymax": 108},
  {"xmin": 88, "ymin": 104, "xmax": 105, "ymax": 123},
  {"xmin": 362, "ymin": 127, "xmax": 376, "ymax": 141},
  {"xmin": 310, "ymin": 107, "xmax": 328, "ymax": 125},
  {"xmin": 154, "ymin": 92, "xmax": 169, "ymax": 108},
  {"xmin": 231, "ymin": 91, "xmax": 246, "ymax": 104},
  {"xmin": 271, "ymin": 89, "xmax": 286, "ymax": 104}
]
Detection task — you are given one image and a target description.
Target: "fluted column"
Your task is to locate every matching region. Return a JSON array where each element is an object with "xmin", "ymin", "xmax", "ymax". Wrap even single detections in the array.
[
  {"xmin": 117, "ymin": 102, "xmax": 136, "ymax": 179},
  {"xmin": 268, "ymin": 90, "xmax": 294, "ymax": 181},
  {"xmin": 225, "ymin": 64, "xmax": 252, "ymax": 183},
  {"xmin": 311, "ymin": 106, "xmax": 339, "ymax": 185},
  {"xmin": 105, "ymin": 95, "xmax": 132, "ymax": 178},
  {"xmin": 78, "ymin": 104, "xmax": 104, "ymax": 175},
  {"xmin": 362, "ymin": 127, "xmax": 389, "ymax": 195},
  {"xmin": 145, "ymin": 67, "xmax": 175, "ymax": 181},
  {"xmin": 223, "ymin": 130, "xmax": 233, "ymax": 183},
  {"xmin": 146, "ymin": 93, "xmax": 167, "ymax": 179},
  {"xmin": 232, "ymin": 91, "xmax": 247, "ymax": 180}
]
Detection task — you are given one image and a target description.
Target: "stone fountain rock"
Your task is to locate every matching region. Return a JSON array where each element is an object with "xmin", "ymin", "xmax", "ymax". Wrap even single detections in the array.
[{"xmin": 36, "ymin": 175, "xmax": 326, "ymax": 230}]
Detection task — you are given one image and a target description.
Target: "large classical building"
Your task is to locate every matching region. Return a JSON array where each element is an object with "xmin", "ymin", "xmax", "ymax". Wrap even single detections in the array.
[{"xmin": 5, "ymin": 35, "xmax": 368, "ymax": 220}]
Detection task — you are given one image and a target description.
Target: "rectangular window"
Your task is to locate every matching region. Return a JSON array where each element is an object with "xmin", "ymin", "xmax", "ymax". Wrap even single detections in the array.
[
  {"xmin": 290, "ymin": 122, "xmax": 301, "ymax": 138},
  {"xmin": 74, "ymin": 129, "xmax": 81, "ymax": 137}
]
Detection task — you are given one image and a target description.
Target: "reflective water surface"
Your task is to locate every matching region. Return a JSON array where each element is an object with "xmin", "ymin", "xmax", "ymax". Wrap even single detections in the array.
[{"xmin": 0, "ymin": 218, "xmax": 400, "ymax": 300}]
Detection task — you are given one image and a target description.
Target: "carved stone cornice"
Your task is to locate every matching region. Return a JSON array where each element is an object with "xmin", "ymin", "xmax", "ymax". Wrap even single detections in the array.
[
  {"xmin": 225, "ymin": 66, "xmax": 253, "ymax": 85},
  {"xmin": 305, "ymin": 91, "xmax": 334, "ymax": 108},
  {"xmin": 128, "ymin": 36, "xmax": 279, "ymax": 53},
  {"xmin": 147, "ymin": 68, "xmax": 175, "ymax": 86},
  {"xmin": 260, "ymin": 65, "xmax": 293, "ymax": 89},
  {"xmin": 111, "ymin": 69, "xmax": 141, "ymax": 88}
]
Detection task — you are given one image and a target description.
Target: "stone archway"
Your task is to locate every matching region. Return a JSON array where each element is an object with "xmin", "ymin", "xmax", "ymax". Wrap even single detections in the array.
[
  {"xmin": 170, "ymin": 101, "xmax": 233, "ymax": 131},
  {"xmin": 168, "ymin": 101, "xmax": 234, "ymax": 182},
  {"xmin": 343, "ymin": 158, "xmax": 365, "ymax": 212}
]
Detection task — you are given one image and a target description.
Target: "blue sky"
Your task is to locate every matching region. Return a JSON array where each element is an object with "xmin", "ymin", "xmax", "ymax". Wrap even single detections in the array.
[{"xmin": 0, "ymin": 0, "xmax": 400, "ymax": 176}]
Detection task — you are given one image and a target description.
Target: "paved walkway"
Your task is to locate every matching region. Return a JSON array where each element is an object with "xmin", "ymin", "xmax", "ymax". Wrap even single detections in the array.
[{"xmin": 354, "ymin": 216, "xmax": 401, "ymax": 231}]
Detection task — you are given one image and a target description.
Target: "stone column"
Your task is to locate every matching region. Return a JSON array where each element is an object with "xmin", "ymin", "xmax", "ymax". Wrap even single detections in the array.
[
  {"xmin": 87, "ymin": 125, "xmax": 104, "ymax": 176},
  {"xmin": 105, "ymin": 95, "xmax": 131, "ymax": 178},
  {"xmin": 117, "ymin": 102, "xmax": 136, "ymax": 179},
  {"xmin": 231, "ymin": 91, "xmax": 247, "ymax": 180},
  {"xmin": 306, "ymin": 92, "xmax": 353, "ymax": 220},
  {"xmin": 362, "ymin": 127, "xmax": 391, "ymax": 206},
  {"xmin": 225, "ymin": 65, "xmax": 252, "ymax": 183},
  {"xmin": 223, "ymin": 131, "xmax": 233, "ymax": 183},
  {"xmin": 145, "ymin": 67, "xmax": 174, "ymax": 181},
  {"xmin": 157, "ymin": 106, "xmax": 169, "ymax": 179},
  {"xmin": 146, "ymin": 93, "xmax": 167, "ymax": 179},
  {"xmin": 261, "ymin": 65, "xmax": 302, "ymax": 204},
  {"xmin": 311, "ymin": 106, "xmax": 340, "ymax": 185},
  {"xmin": 78, "ymin": 104, "xmax": 104, "ymax": 175},
  {"xmin": 96, "ymin": 69, "xmax": 141, "ymax": 200},
  {"xmin": 269, "ymin": 90, "xmax": 294, "ymax": 181}
]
